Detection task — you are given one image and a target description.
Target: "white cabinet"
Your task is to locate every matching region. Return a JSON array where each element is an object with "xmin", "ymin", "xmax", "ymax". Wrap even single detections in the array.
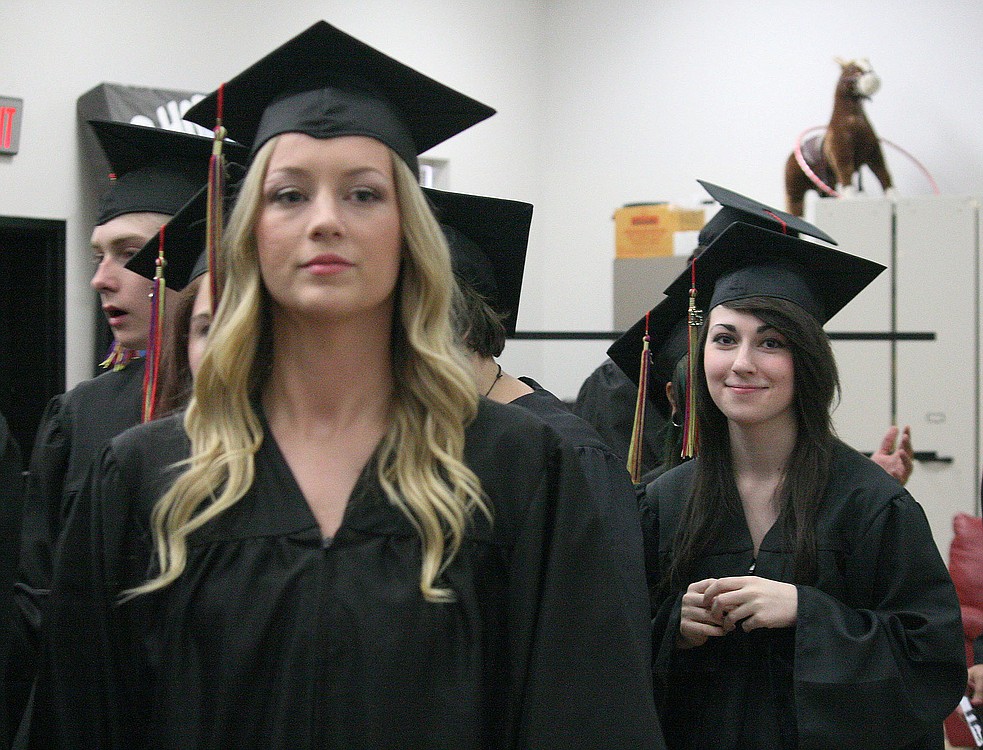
[{"xmin": 811, "ymin": 196, "xmax": 980, "ymax": 554}]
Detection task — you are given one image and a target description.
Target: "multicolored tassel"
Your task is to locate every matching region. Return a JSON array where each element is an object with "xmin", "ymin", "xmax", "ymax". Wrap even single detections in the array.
[
  {"xmin": 626, "ymin": 310, "xmax": 652, "ymax": 483},
  {"xmin": 99, "ymin": 341, "xmax": 137, "ymax": 371},
  {"xmin": 141, "ymin": 227, "xmax": 167, "ymax": 422}
]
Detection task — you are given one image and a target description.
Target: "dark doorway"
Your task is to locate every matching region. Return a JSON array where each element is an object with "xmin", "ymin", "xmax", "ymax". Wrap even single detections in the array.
[{"xmin": 0, "ymin": 217, "xmax": 66, "ymax": 458}]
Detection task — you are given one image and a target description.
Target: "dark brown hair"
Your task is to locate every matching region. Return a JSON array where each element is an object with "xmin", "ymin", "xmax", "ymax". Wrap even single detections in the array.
[
  {"xmin": 154, "ymin": 276, "xmax": 205, "ymax": 419},
  {"xmin": 667, "ymin": 296, "xmax": 839, "ymax": 589},
  {"xmin": 450, "ymin": 280, "xmax": 507, "ymax": 358}
]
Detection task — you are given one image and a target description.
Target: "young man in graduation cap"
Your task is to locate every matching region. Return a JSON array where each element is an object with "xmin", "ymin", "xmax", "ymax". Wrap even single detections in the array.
[
  {"xmin": 590, "ymin": 180, "xmax": 914, "ymax": 485},
  {"xmin": 9, "ymin": 120, "xmax": 219, "ymax": 732}
]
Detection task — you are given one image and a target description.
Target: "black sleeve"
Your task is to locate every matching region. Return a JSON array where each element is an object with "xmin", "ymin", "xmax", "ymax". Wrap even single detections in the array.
[
  {"xmin": 510, "ymin": 438, "xmax": 665, "ymax": 749},
  {"xmin": 0, "ymin": 415, "xmax": 24, "ymax": 747},
  {"xmin": 8, "ymin": 396, "xmax": 66, "ymax": 739},
  {"xmin": 30, "ymin": 444, "xmax": 154, "ymax": 750},
  {"xmin": 641, "ymin": 477, "xmax": 687, "ymax": 710},
  {"xmin": 15, "ymin": 395, "xmax": 68, "ymax": 647},
  {"xmin": 637, "ymin": 478, "xmax": 662, "ymax": 613},
  {"xmin": 793, "ymin": 493, "xmax": 967, "ymax": 749},
  {"xmin": 572, "ymin": 442, "xmax": 655, "ymax": 698}
]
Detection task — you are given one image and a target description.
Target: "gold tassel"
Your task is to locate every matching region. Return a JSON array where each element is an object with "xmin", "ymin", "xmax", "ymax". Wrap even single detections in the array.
[
  {"xmin": 681, "ymin": 286, "xmax": 702, "ymax": 458},
  {"xmin": 206, "ymin": 83, "xmax": 227, "ymax": 315}
]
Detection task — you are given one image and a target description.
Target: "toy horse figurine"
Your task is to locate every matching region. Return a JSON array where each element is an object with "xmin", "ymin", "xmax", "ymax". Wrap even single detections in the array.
[{"xmin": 785, "ymin": 58, "xmax": 894, "ymax": 216}]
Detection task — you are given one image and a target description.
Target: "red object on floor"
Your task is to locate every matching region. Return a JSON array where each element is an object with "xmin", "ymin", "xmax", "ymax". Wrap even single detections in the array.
[{"xmin": 945, "ymin": 513, "xmax": 983, "ymax": 747}]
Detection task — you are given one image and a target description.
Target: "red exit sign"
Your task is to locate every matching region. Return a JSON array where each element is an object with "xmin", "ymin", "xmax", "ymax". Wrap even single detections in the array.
[{"xmin": 0, "ymin": 97, "xmax": 23, "ymax": 154}]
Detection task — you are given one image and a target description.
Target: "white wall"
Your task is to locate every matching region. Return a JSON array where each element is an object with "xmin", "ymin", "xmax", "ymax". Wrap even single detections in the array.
[
  {"xmin": 512, "ymin": 0, "xmax": 983, "ymax": 400},
  {"xmin": 2, "ymin": 0, "xmax": 983, "ymax": 400},
  {"xmin": 0, "ymin": 0, "xmax": 546, "ymax": 387}
]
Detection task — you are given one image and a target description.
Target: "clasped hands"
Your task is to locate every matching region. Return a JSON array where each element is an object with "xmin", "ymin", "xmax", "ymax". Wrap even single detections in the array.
[{"xmin": 677, "ymin": 576, "xmax": 798, "ymax": 650}]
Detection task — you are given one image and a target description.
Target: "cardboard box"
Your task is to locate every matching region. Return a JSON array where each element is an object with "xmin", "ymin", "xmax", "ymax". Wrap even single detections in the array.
[{"xmin": 614, "ymin": 203, "xmax": 705, "ymax": 258}]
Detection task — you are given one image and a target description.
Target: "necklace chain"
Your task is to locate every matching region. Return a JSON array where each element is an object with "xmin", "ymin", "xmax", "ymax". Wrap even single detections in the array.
[{"xmin": 484, "ymin": 363, "xmax": 503, "ymax": 397}]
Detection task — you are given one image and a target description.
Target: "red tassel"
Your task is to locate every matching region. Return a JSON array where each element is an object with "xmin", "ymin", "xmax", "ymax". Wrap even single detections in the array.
[{"xmin": 626, "ymin": 310, "xmax": 652, "ymax": 482}]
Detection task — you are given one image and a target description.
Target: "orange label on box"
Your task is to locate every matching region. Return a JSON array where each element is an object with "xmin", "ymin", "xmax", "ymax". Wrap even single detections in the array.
[{"xmin": 614, "ymin": 204, "xmax": 704, "ymax": 258}]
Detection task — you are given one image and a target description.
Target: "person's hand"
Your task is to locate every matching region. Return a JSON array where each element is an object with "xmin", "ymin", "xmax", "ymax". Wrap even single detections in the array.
[
  {"xmin": 702, "ymin": 576, "xmax": 798, "ymax": 631},
  {"xmin": 968, "ymin": 664, "xmax": 983, "ymax": 706},
  {"xmin": 870, "ymin": 425, "xmax": 913, "ymax": 485},
  {"xmin": 678, "ymin": 578, "xmax": 726, "ymax": 649}
]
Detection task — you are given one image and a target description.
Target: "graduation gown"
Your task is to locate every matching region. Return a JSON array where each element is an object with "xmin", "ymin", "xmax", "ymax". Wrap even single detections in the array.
[
  {"xmin": 641, "ymin": 441, "xmax": 966, "ymax": 750},
  {"xmin": 572, "ymin": 359, "xmax": 666, "ymax": 475},
  {"xmin": 10, "ymin": 360, "xmax": 145, "ymax": 731},
  {"xmin": 15, "ymin": 359, "xmax": 145, "ymax": 636},
  {"xmin": 38, "ymin": 398, "xmax": 664, "ymax": 750},
  {"xmin": 514, "ymin": 377, "xmax": 657, "ymax": 704}
]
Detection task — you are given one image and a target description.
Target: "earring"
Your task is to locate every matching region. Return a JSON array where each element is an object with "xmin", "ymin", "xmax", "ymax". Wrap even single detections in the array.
[{"xmin": 671, "ymin": 411, "xmax": 682, "ymax": 428}]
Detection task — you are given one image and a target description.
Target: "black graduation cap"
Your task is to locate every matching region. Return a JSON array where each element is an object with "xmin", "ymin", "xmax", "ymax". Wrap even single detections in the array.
[
  {"xmin": 607, "ymin": 294, "xmax": 689, "ymax": 419},
  {"xmin": 187, "ymin": 248, "xmax": 209, "ymax": 287},
  {"xmin": 664, "ymin": 220, "xmax": 885, "ymax": 324},
  {"xmin": 183, "ymin": 21, "xmax": 495, "ymax": 177},
  {"xmin": 696, "ymin": 179, "xmax": 836, "ymax": 247},
  {"xmin": 424, "ymin": 188, "xmax": 533, "ymax": 336},
  {"xmin": 125, "ymin": 187, "xmax": 207, "ymax": 291},
  {"xmin": 89, "ymin": 120, "xmax": 217, "ymax": 226},
  {"xmin": 125, "ymin": 138, "xmax": 248, "ymax": 291}
]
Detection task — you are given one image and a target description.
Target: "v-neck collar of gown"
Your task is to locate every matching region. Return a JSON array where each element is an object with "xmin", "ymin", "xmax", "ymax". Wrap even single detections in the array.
[{"xmin": 187, "ymin": 403, "xmax": 417, "ymax": 545}]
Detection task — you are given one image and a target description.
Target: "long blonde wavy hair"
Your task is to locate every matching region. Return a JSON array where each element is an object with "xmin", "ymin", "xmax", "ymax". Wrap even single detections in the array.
[{"xmin": 129, "ymin": 136, "xmax": 488, "ymax": 603}]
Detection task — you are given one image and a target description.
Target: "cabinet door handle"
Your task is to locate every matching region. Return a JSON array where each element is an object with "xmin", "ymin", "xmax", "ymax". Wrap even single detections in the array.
[
  {"xmin": 912, "ymin": 451, "xmax": 953, "ymax": 464},
  {"xmin": 863, "ymin": 450, "xmax": 953, "ymax": 464}
]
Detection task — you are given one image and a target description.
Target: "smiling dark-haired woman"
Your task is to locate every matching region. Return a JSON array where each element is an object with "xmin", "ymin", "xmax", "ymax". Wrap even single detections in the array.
[{"xmin": 641, "ymin": 194, "xmax": 964, "ymax": 750}]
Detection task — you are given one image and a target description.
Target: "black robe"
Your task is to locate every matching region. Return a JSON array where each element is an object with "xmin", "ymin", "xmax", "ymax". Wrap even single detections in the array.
[
  {"xmin": 641, "ymin": 441, "xmax": 966, "ymax": 750},
  {"xmin": 10, "ymin": 361, "xmax": 144, "ymax": 734},
  {"xmin": 514, "ymin": 377, "xmax": 656, "ymax": 695},
  {"xmin": 0, "ymin": 414, "xmax": 24, "ymax": 747},
  {"xmin": 572, "ymin": 359, "xmax": 666, "ymax": 476},
  {"xmin": 15, "ymin": 360, "xmax": 145, "ymax": 635},
  {"xmin": 36, "ymin": 398, "xmax": 664, "ymax": 749}
]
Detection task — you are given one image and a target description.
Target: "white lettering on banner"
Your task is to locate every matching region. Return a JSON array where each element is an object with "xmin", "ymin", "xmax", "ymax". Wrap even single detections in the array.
[{"xmin": 127, "ymin": 95, "xmax": 209, "ymax": 137}]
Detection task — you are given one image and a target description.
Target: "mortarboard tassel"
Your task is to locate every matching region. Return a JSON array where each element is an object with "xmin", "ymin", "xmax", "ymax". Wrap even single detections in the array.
[
  {"xmin": 99, "ymin": 341, "xmax": 137, "ymax": 371},
  {"xmin": 141, "ymin": 228, "xmax": 167, "ymax": 422},
  {"xmin": 626, "ymin": 310, "xmax": 652, "ymax": 483},
  {"xmin": 206, "ymin": 83, "xmax": 226, "ymax": 316},
  {"xmin": 681, "ymin": 261, "xmax": 702, "ymax": 458}
]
